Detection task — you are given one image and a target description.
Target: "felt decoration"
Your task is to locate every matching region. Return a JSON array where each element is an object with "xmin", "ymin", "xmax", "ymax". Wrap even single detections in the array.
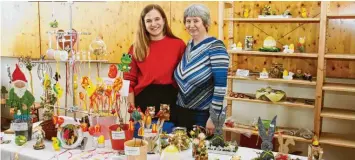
[{"xmin": 6, "ymin": 64, "xmax": 35, "ymax": 121}]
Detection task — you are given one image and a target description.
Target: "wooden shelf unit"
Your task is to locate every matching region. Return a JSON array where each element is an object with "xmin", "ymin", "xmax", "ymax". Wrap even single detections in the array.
[
  {"xmin": 320, "ymin": 133, "xmax": 355, "ymax": 148},
  {"xmin": 223, "ymin": 127, "xmax": 312, "ymax": 143},
  {"xmin": 225, "ymin": 96, "xmax": 314, "ymax": 109},
  {"xmin": 228, "ymin": 76, "xmax": 317, "ymax": 86},
  {"xmin": 324, "ymin": 53, "xmax": 355, "ymax": 60},
  {"xmin": 219, "ymin": 1, "xmax": 355, "ymax": 150},
  {"xmin": 228, "ymin": 50, "xmax": 318, "ymax": 58},
  {"xmin": 224, "ymin": 18, "xmax": 320, "ymax": 23},
  {"xmin": 321, "ymin": 108, "xmax": 355, "ymax": 121},
  {"xmin": 322, "ymin": 83, "xmax": 355, "ymax": 93}
]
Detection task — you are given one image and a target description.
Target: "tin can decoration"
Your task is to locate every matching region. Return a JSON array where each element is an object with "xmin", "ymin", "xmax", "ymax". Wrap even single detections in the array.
[{"xmin": 244, "ymin": 36, "xmax": 253, "ymax": 51}]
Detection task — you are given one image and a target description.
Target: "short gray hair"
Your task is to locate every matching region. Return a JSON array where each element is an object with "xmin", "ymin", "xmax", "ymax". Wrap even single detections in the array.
[{"xmin": 184, "ymin": 4, "xmax": 211, "ymax": 27}]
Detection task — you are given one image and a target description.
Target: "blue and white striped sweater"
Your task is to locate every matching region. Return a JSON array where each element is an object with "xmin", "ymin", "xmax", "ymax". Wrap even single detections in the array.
[{"xmin": 174, "ymin": 37, "xmax": 229, "ymax": 115}]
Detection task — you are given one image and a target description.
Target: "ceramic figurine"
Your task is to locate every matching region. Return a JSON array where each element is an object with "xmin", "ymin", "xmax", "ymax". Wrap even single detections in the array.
[
  {"xmin": 33, "ymin": 126, "xmax": 46, "ymax": 150},
  {"xmin": 283, "ymin": 69, "xmax": 293, "ymax": 80},
  {"xmin": 283, "ymin": 45, "xmax": 290, "ymax": 53},
  {"xmin": 283, "ymin": 70, "xmax": 288, "ymax": 77},
  {"xmin": 308, "ymin": 136, "xmax": 323, "ymax": 160},
  {"xmin": 289, "ymin": 44, "xmax": 295, "ymax": 53},
  {"xmin": 52, "ymin": 137, "xmax": 61, "ymax": 151},
  {"xmin": 283, "ymin": 9, "xmax": 292, "ymax": 16},
  {"xmin": 283, "ymin": 44, "xmax": 295, "ymax": 54},
  {"xmin": 303, "ymin": 72, "xmax": 312, "ymax": 82},
  {"xmin": 293, "ymin": 69, "xmax": 303, "ymax": 79},
  {"xmin": 243, "ymin": 8, "xmax": 250, "ymax": 18},
  {"xmin": 236, "ymin": 42, "xmax": 243, "ymax": 51},
  {"xmin": 298, "ymin": 37, "xmax": 306, "ymax": 53},
  {"xmin": 231, "ymin": 43, "xmax": 237, "ymax": 50},
  {"xmin": 301, "ymin": 8, "xmax": 308, "ymax": 18}
]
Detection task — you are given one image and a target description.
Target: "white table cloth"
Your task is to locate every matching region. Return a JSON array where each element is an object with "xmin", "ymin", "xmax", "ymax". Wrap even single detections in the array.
[{"xmin": 1, "ymin": 133, "xmax": 307, "ymax": 160}]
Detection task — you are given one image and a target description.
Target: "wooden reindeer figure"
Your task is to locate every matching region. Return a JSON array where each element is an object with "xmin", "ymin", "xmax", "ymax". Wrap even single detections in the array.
[{"xmin": 277, "ymin": 132, "xmax": 295, "ymax": 154}]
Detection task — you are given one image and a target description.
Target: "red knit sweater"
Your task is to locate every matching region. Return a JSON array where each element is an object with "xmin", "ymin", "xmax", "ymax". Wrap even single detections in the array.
[{"xmin": 124, "ymin": 36, "xmax": 186, "ymax": 96}]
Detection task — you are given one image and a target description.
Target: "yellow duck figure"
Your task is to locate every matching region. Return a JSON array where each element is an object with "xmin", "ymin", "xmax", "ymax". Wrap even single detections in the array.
[
  {"xmin": 301, "ymin": 8, "xmax": 308, "ymax": 18},
  {"xmin": 243, "ymin": 8, "xmax": 250, "ymax": 18},
  {"xmin": 52, "ymin": 137, "xmax": 61, "ymax": 151},
  {"xmin": 53, "ymin": 83, "xmax": 63, "ymax": 98},
  {"xmin": 97, "ymin": 135, "xmax": 105, "ymax": 148},
  {"xmin": 43, "ymin": 73, "xmax": 51, "ymax": 88}
]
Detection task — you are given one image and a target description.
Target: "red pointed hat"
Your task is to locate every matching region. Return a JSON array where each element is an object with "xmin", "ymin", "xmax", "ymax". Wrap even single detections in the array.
[{"xmin": 12, "ymin": 64, "xmax": 27, "ymax": 83}]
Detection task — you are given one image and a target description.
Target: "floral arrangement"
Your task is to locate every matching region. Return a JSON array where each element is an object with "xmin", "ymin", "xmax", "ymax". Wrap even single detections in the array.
[{"xmin": 190, "ymin": 125, "xmax": 208, "ymax": 160}]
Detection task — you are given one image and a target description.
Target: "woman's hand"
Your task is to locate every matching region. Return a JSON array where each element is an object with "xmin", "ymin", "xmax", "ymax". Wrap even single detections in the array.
[
  {"xmin": 128, "ymin": 92, "xmax": 135, "ymax": 107},
  {"xmin": 206, "ymin": 117, "xmax": 215, "ymax": 135}
]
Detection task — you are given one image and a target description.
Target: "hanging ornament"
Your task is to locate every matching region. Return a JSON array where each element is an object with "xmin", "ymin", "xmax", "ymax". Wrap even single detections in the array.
[
  {"xmin": 56, "ymin": 29, "xmax": 77, "ymax": 51},
  {"xmin": 108, "ymin": 64, "xmax": 118, "ymax": 78},
  {"xmin": 117, "ymin": 53, "xmax": 132, "ymax": 72}
]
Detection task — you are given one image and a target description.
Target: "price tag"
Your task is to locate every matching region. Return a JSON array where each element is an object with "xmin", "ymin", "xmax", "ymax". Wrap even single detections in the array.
[
  {"xmin": 125, "ymin": 146, "xmax": 140, "ymax": 155},
  {"xmin": 259, "ymin": 72, "xmax": 269, "ymax": 79},
  {"xmin": 103, "ymin": 77, "xmax": 114, "ymax": 85},
  {"xmin": 111, "ymin": 131, "xmax": 125, "ymax": 140},
  {"xmin": 144, "ymin": 128, "xmax": 152, "ymax": 133},
  {"xmin": 10, "ymin": 123, "xmax": 28, "ymax": 131},
  {"xmin": 236, "ymin": 69, "xmax": 249, "ymax": 77}
]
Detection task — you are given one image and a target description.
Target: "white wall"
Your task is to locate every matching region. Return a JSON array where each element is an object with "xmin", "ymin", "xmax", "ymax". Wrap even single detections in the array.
[{"xmin": 1, "ymin": 56, "xmax": 355, "ymax": 159}]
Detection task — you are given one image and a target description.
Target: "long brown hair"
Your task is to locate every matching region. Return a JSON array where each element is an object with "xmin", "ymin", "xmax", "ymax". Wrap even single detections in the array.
[{"xmin": 133, "ymin": 4, "xmax": 178, "ymax": 62}]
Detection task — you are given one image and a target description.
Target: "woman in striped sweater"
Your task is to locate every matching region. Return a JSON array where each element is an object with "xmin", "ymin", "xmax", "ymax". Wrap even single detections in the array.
[{"xmin": 174, "ymin": 4, "xmax": 229, "ymax": 134}]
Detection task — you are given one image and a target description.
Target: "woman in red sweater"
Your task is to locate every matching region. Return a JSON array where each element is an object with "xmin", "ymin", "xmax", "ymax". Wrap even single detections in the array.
[{"xmin": 123, "ymin": 4, "xmax": 186, "ymax": 134}]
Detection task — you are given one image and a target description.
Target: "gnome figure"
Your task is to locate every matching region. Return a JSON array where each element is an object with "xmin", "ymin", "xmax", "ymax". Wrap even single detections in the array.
[{"xmin": 6, "ymin": 64, "xmax": 35, "ymax": 121}]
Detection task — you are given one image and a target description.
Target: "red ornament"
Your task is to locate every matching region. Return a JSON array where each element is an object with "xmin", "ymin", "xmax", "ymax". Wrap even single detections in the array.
[
  {"xmin": 52, "ymin": 116, "xmax": 58, "ymax": 125},
  {"xmin": 108, "ymin": 64, "xmax": 118, "ymax": 78},
  {"xmin": 95, "ymin": 124, "xmax": 101, "ymax": 133},
  {"xmin": 57, "ymin": 117, "xmax": 64, "ymax": 126},
  {"xmin": 88, "ymin": 126, "xmax": 95, "ymax": 135},
  {"xmin": 81, "ymin": 123, "xmax": 88, "ymax": 132}
]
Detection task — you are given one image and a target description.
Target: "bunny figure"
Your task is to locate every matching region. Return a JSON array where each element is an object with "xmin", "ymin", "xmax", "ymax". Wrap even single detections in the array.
[
  {"xmin": 209, "ymin": 106, "xmax": 227, "ymax": 136},
  {"xmin": 257, "ymin": 116, "xmax": 277, "ymax": 160}
]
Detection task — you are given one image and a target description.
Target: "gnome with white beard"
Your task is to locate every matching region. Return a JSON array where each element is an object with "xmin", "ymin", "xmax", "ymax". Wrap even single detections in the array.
[{"xmin": 6, "ymin": 64, "xmax": 35, "ymax": 121}]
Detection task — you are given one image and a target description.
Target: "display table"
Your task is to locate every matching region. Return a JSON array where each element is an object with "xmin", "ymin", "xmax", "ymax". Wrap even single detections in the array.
[{"xmin": 1, "ymin": 133, "xmax": 307, "ymax": 160}]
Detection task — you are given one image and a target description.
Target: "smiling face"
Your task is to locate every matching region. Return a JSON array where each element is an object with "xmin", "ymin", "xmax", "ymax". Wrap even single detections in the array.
[
  {"xmin": 185, "ymin": 16, "xmax": 208, "ymax": 39},
  {"xmin": 144, "ymin": 9, "xmax": 165, "ymax": 40}
]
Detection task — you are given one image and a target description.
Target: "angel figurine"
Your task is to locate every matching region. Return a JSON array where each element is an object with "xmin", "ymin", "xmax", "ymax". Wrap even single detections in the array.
[
  {"xmin": 33, "ymin": 126, "xmax": 46, "ymax": 150},
  {"xmin": 257, "ymin": 116, "xmax": 277, "ymax": 160}
]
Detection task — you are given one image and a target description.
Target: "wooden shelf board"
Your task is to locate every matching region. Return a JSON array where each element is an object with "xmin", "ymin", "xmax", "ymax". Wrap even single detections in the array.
[
  {"xmin": 321, "ymin": 108, "xmax": 355, "ymax": 121},
  {"xmin": 225, "ymin": 96, "xmax": 314, "ymax": 109},
  {"xmin": 320, "ymin": 133, "xmax": 355, "ymax": 148},
  {"xmin": 322, "ymin": 83, "xmax": 355, "ymax": 92},
  {"xmin": 325, "ymin": 53, "xmax": 355, "ymax": 60},
  {"xmin": 224, "ymin": 18, "xmax": 320, "ymax": 23},
  {"xmin": 327, "ymin": 14, "xmax": 355, "ymax": 19},
  {"xmin": 227, "ymin": 50, "xmax": 318, "ymax": 58},
  {"xmin": 228, "ymin": 76, "xmax": 316, "ymax": 86},
  {"xmin": 223, "ymin": 127, "xmax": 311, "ymax": 142}
]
